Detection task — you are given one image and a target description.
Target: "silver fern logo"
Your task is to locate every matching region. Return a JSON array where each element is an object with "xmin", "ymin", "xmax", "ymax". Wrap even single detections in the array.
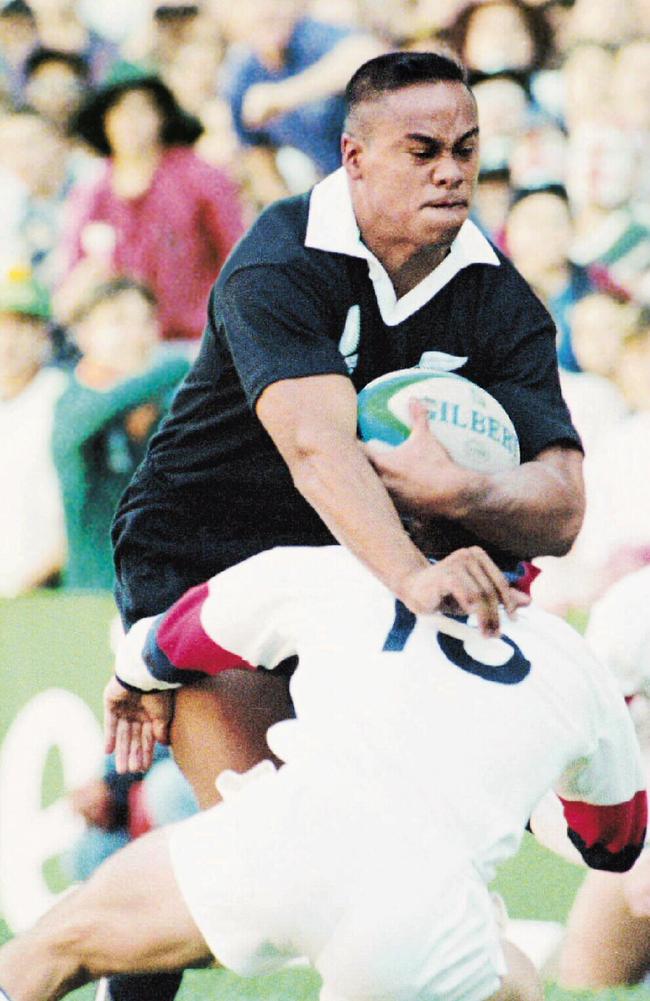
[
  {"xmin": 418, "ymin": 351, "xmax": 468, "ymax": 372},
  {"xmin": 338, "ymin": 305, "xmax": 361, "ymax": 372}
]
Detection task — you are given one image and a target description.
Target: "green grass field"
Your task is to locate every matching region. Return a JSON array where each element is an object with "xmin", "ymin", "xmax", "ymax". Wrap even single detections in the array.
[{"xmin": 1, "ymin": 594, "xmax": 648, "ymax": 1001}]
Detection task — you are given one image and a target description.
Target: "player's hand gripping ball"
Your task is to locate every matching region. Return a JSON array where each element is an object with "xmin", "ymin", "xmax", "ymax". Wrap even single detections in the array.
[{"xmin": 357, "ymin": 369, "xmax": 520, "ymax": 474}]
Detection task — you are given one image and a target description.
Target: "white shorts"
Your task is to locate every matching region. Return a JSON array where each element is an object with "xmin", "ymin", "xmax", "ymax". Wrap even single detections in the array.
[{"xmin": 168, "ymin": 759, "xmax": 506, "ymax": 1001}]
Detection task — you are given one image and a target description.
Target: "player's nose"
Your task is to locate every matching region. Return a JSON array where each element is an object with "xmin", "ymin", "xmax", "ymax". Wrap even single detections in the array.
[{"xmin": 432, "ymin": 154, "xmax": 464, "ymax": 186}]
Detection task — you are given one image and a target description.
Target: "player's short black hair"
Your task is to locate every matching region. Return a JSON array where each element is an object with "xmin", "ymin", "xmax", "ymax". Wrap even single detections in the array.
[{"xmin": 344, "ymin": 50, "xmax": 469, "ymax": 129}]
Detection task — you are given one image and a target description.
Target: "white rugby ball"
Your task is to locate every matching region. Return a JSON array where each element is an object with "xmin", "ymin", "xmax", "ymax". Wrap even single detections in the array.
[{"xmin": 358, "ymin": 368, "xmax": 520, "ymax": 474}]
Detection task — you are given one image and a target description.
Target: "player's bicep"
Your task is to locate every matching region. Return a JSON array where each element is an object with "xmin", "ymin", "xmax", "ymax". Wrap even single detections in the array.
[{"xmin": 256, "ymin": 373, "xmax": 359, "ymax": 466}]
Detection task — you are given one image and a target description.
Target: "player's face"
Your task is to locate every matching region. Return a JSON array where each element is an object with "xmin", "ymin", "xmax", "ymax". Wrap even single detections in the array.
[{"xmin": 343, "ymin": 82, "xmax": 479, "ymax": 254}]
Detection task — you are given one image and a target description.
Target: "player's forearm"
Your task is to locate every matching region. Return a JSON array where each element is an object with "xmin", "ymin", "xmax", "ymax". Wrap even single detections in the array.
[
  {"xmin": 257, "ymin": 374, "xmax": 433, "ymax": 604},
  {"xmin": 291, "ymin": 432, "xmax": 430, "ymax": 595},
  {"xmin": 437, "ymin": 450, "xmax": 585, "ymax": 559}
]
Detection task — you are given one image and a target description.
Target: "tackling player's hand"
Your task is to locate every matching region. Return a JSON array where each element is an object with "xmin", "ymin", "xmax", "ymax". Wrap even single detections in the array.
[
  {"xmin": 103, "ymin": 676, "xmax": 175, "ymax": 775},
  {"xmin": 396, "ymin": 546, "xmax": 530, "ymax": 637},
  {"xmin": 364, "ymin": 399, "xmax": 482, "ymax": 520}
]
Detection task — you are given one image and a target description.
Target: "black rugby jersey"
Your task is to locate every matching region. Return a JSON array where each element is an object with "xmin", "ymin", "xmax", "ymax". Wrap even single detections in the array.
[{"xmin": 112, "ymin": 177, "xmax": 580, "ymax": 623}]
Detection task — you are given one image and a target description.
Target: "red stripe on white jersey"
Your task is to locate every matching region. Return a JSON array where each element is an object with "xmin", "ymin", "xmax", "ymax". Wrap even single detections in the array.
[
  {"xmin": 156, "ymin": 582, "xmax": 255, "ymax": 674},
  {"xmin": 559, "ymin": 789, "xmax": 648, "ymax": 854}
]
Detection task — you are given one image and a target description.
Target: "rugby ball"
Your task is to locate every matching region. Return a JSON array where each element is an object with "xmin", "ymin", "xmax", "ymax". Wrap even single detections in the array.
[{"xmin": 358, "ymin": 369, "xmax": 520, "ymax": 474}]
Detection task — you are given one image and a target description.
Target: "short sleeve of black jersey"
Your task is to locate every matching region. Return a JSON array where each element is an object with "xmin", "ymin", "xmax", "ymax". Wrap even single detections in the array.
[
  {"xmin": 475, "ymin": 261, "xmax": 583, "ymax": 462},
  {"xmin": 215, "ymin": 263, "xmax": 350, "ymax": 407}
]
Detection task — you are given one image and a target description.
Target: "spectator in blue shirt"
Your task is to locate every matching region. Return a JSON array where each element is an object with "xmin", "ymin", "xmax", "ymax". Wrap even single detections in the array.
[{"xmin": 220, "ymin": 0, "xmax": 383, "ymax": 204}]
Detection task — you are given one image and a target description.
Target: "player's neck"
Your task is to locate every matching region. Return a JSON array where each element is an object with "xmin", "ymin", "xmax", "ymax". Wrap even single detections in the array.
[{"xmin": 392, "ymin": 245, "xmax": 451, "ymax": 298}]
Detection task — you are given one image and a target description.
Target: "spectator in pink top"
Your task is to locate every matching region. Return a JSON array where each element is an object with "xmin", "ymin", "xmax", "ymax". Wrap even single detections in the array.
[{"xmin": 57, "ymin": 64, "xmax": 245, "ymax": 344}]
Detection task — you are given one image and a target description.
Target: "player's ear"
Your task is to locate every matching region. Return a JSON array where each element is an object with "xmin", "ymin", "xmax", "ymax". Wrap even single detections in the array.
[{"xmin": 341, "ymin": 132, "xmax": 365, "ymax": 179}]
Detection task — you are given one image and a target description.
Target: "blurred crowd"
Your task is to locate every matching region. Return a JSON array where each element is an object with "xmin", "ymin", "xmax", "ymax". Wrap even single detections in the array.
[{"xmin": 1, "ymin": 0, "xmax": 650, "ymax": 607}]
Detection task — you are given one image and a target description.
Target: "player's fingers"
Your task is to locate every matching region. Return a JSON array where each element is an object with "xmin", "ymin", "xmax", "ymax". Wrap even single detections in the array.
[
  {"xmin": 445, "ymin": 565, "xmax": 501, "ymax": 637},
  {"xmin": 511, "ymin": 589, "xmax": 531, "ymax": 609},
  {"xmin": 471, "ymin": 548, "xmax": 518, "ymax": 616},
  {"xmin": 152, "ymin": 712, "xmax": 172, "ymax": 746},
  {"xmin": 143, "ymin": 692, "xmax": 174, "ymax": 746},
  {"xmin": 104, "ymin": 708, "xmax": 118, "ymax": 755},
  {"xmin": 468, "ymin": 589, "xmax": 501, "ymax": 638},
  {"xmin": 114, "ymin": 718, "xmax": 130, "ymax": 774},
  {"xmin": 140, "ymin": 720, "xmax": 154, "ymax": 773},
  {"xmin": 127, "ymin": 721, "xmax": 143, "ymax": 774},
  {"xmin": 407, "ymin": 398, "xmax": 430, "ymax": 435}
]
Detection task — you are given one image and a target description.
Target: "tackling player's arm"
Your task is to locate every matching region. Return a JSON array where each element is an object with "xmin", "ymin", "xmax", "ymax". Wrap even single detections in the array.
[
  {"xmin": 366, "ymin": 401, "xmax": 585, "ymax": 559},
  {"xmin": 533, "ymin": 689, "xmax": 648, "ymax": 873},
  {"xmin": 105, "ymin": 557, "xmax": 297, "ymax": 773},
  {"xmin": 256, "ymin": 373, "xmax": 525, "ymax": 626},
  {"xmin": 105, "ymin": 539, "xmax": 528, "ymax": 771},
  {"xmin": 113, "ymin": 550, "xmax": 311, "ymax": 696},
  {"xmin": 556, "ymin": 789, "xmax": 647, "ymax": 872}
]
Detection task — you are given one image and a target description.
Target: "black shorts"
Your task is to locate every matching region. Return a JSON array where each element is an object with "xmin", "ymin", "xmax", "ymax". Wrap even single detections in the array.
[
  {"xmin": 112, "ymin": 468, "xmax": 333, "ymax": 628},
  {"xmin": 112, "ymin": 470, "xmax": 240, "ymax": 627}
]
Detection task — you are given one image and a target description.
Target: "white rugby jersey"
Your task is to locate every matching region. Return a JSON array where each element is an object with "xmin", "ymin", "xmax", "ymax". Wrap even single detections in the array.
[{"xmin": 116, "ymin": 545, "xmax": 647, "ymax": 879}]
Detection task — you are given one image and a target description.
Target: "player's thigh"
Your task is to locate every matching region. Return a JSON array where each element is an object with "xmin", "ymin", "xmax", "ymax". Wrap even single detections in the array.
[
  {"xmin": 559, "ymin": 869, "xmax": 650, "ymax": 987},
  {"xmin": 171, "ymin": 671, "xmax": 294, "ymax": 808},
  {"xmin": 50, "ymin": 828, "xmax": 211, "ymax": 976}
]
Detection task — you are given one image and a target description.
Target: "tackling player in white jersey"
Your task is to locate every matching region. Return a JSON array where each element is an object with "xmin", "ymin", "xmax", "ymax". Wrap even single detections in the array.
[
  {"xmin": 0, "ymin": 545, "xmax": 646, "ymax": 1001},
  {"xmin": 559, "ymin": 566, "xmax": 650, "ymax": 989}
]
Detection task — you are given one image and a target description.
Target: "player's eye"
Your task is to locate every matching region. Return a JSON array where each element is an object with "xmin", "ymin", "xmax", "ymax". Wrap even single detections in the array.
[{"xmin": 456, "ymin": 146, "xmax": 477, "ymax": 160}]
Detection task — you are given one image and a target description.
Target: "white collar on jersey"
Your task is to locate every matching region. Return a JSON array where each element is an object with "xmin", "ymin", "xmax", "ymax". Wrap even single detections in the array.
[{"xmin": 304, "ymin": 166, "xmax": 500, "ymax": 327}]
